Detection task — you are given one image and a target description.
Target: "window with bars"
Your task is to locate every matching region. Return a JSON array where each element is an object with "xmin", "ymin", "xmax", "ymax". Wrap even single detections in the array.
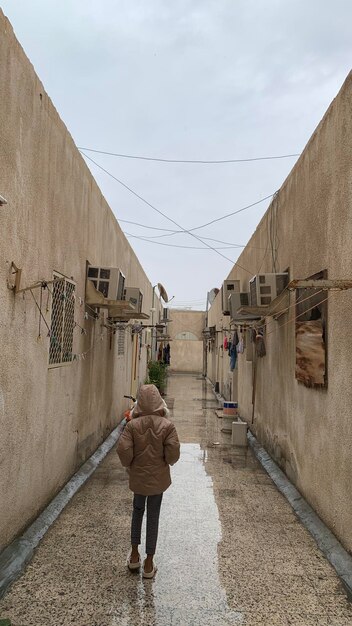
[
  {"xmin": 49, "ymin": 274, "xmax": 76, "ymax": 366},
  {"xmin": 295, "ymin": 270, "xmax": 327, "ymax": 388},
  {"xmin": 117, "ymin": 326, "xmax": 126, "ymax": 356}
]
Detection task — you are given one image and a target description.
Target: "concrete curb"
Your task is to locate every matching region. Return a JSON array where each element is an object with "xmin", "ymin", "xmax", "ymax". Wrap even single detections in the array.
[
  {"xmin": 0, "ymin": 422, "xmax": 125, "ymax": 600},
  {"xmin": 247, "ymin": 431, "xmax": 352, "ymax": 600}
]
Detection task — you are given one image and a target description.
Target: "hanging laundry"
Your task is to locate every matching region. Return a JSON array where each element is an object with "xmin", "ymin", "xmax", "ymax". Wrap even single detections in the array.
[
  {"xmin": 163, "ymin": 343, "xmax": 171, "ymax": 365},
  {"xmin": 223, "ymin": 336, "xmax": 228, "ymax": 350},
  {"xmin": 237, "ymin": 335, "xmax": 244, "ymax": 354},
  {"xmin": 255, "ymin": 332, "xmax": 266, "ymax": 357},
  {"xmin": 229, "ymin": 342, "xmax": 237, "ymax": 371}
]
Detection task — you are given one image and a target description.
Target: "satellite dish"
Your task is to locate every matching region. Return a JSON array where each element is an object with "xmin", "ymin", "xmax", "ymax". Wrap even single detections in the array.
[
  {"xmin": 157, "ymin": 282, "xmax": 169, "ymax": 303},
  {"xmin": 208, "ymin": 288, "xmax": 219, "ymax": 306}
]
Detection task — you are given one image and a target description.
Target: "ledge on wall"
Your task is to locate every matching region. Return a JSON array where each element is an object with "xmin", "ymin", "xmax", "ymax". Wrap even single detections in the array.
[{"xmin": 85, "ymin": 279, "xmax": 134, "ymax": 311}]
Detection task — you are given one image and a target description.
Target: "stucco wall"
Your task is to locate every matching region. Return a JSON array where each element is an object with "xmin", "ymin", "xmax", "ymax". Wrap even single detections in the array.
[
  {"xmin": 0, "ymin": 12, "xmax": 155, "ymax": 551},
  {"xmin": 168, "ymin": 309, "xmax": 205, "ymax": 372},
  {"xmin": 207, "ymin": 72, "xmax": 352, "ymax": 551}
]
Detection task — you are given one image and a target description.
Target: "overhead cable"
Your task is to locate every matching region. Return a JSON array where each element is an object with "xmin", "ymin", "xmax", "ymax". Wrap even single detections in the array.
[
  {"xmin": 81, "ymin": 152, "xmax": 258, "ymax": 275},
  {"xmin": 117, "ymin": 193, "xmax": 274, "ymax": 238},
  {"xmin": 121, "ymin": 221, "xmax": 268, "ymax": 249},
  {"xmin": 265, "ymin": 293, "xmax": 330, "ymax": 338},
  {"xmin": 78, "ymin": 146, "xmax": 300, "ymax": 165},
  {"xmin": 125, "ymin": 232, "xmax": 246, "ymax": 250},
  {"xmin": 125, "ymin": 233, "xmax": 267, "ymax": 251},
  {"xmin": 123, "ymin": 193, "xmax": 274, "ymax": 241}
]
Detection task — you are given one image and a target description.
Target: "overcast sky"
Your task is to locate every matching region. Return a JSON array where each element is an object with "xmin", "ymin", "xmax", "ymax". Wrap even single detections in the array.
[{"xmin": 2, "ymin": 1, "xmax": 352, "ymax": 309}]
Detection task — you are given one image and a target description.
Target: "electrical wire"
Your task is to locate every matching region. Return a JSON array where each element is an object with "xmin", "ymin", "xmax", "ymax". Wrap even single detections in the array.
[
  {"xmin": 268, "ymin": 191, "xmax": 279, "ymax": 273},
  {"xmin": 252, "ymin": 289, "xmax": 325, "ymax": 333},
  {"xmin": 125, "ymin": 232, "xmax": 248, "ymax": 250},
  {"xmin": 265, "ymin": 293, "xmax": 330, "ymax": 338},
  {"xmin": 81, "ymin": 151, "xmax": 274, "ymax": 236},
  {"xmin": 78, "ymin": 146, "xmax": 300, "ymax": 165},
  {"xmin": 191, "ymin": 194, "xmax": 275, "ymax": 234},
  {"xmin": 121, "ymin": 193, "xmax": 275, "ymax": 242},
  {"xmin": 229, "ymin": 289, "xmax": 326, "ymax": 336},
  {"xmin": 117, "ymin": 220, "xmax": 256, "ymax": 245},
  {"xmin": 118, "ymin": 218, "xmax": 177, "ymax": 233},
  {"xmin": 81, "ymin": 152, "xmax": 262, "ymax": 276},
  {"xmin": 118, "ymin": 216, "xmax": 273, "ymax": 247},
  {"xmin": 125, "ymin": 231, "xmax": 269, "ymax": 250}
]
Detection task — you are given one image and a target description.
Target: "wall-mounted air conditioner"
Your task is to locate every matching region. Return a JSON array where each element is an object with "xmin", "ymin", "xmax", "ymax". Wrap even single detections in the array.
[
  {"xmin": 124, "ymin": 287, "xmax": 143, "ymax": 313},
  {"xmin": 87, "ymin": 266, "xmax": 125, "ymax": 301},
  {"xmin": 202, "ymin": 326, "xmax": 216, "ymax": 339},
  {"xmin": 229, "ymin": 292, "xmax": 256, "ymax": 321},
  {"xmin": 222, "ymin": 280, "xmax": 240, "ymax": 315},
  {"xmin": 249, "ymin": 273, "xmax": 289, "ymax": 306}
]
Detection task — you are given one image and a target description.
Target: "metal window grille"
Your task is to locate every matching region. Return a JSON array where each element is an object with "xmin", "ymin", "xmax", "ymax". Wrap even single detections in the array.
[
  {"xmin": 49, "ymin": 275, "xmax": 76, "ymax": 366},
  {"xmin": 117, "ymin": 326, "xmax": 126, "ymax": 356}
]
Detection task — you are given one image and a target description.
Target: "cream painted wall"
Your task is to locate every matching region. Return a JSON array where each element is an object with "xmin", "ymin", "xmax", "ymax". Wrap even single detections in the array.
[
  {"xmin": 0, "ymin": 12, "xmax": 156, "ymax": 551},
  {"xmin": 207, "ymin": 72, "xmax": 352, "ymax": 551},
  {"xmin": 168, "ymin": 309, "xmax": 205, "ymax": 373}
]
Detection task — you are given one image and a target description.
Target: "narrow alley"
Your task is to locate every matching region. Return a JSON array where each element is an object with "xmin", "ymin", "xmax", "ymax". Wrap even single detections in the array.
[{"xmin": 0, "ymin": 374, "xmax": 351, "ymax": 626}]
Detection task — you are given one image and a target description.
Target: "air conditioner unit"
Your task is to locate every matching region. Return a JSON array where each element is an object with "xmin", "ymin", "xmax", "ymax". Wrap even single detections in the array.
[
  {"xmin": 87, "ymin": 266, "xmax": 125, "ymax": 301},
  {"xmin": 249, "ymin": 273, "xmax": 289, "ymax": 306},
  {"xmin": 202, "ymin": 326, "xmax": 216, "ymax": 339},
  {"xmin": 229, "ymin": 292, "xmax": 256, "ymax": 321},
  {"xmin": 124, "ymin": 287, "xmax": 143, "ymax": 313},
  {"xmin": 222, "ymin": 280, "xmax": 240, "ymax": 315}
]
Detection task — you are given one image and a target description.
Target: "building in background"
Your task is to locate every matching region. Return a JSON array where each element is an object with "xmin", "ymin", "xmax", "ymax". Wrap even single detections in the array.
[{"xmin": 167, "ymin": 309, "xmax": 206, "ymax": 373}]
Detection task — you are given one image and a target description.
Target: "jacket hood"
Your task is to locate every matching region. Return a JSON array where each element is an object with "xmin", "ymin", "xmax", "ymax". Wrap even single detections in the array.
[{"xmin": 132, "ymin": 384, "xmax": 165, "ymax": 417}]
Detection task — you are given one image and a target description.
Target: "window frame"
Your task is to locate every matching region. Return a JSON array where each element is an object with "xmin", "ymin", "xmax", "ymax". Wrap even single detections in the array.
[
  {"xmin": 295, "ymin": 269, "xmax": 328, "ymax": 388},
  {"xmin": 48, "ymin": 272, "xmax": 76, "ymax": 369}
]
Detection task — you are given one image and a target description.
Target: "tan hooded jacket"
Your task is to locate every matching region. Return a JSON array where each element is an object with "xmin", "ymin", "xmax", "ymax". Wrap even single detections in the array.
[{"xmin": 117, "ymin": 384, "xmax": 180, "ymax": 495}]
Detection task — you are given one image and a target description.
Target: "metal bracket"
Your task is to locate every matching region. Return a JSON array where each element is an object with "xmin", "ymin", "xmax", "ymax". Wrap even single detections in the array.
[
  {"xmin": 288, "ymin": 279, "xmax": 352, "ymax": 291},
  {"xmin": 7, "ymin": 265, "xmax": 67, "ymax": 295},
  {"xmin": 7, "ymin": 262, "xmax": 22, "ymax": 292}
]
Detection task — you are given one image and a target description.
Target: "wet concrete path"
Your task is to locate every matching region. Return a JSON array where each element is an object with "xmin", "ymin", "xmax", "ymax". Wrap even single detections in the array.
[{"xmin": 1, "ymin": 374, "xmax": 352, "ymax": 625}]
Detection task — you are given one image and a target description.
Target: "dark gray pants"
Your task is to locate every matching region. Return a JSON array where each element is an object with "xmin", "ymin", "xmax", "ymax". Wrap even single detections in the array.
[{"xmin": 131, "ymin": 493, "xmax": 163, "ymax": 555}]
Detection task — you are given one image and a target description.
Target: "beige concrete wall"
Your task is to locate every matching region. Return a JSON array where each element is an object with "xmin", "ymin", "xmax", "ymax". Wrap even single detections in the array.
[
  {"xmin": 207, "ymin": 72, "xmax": 352, "ymax": 551},
  {"xmin": 168, "ymin": 309, "xmax": 205, "ymax": 372},
  {"xmin": 0, "ymin": 11, "xmax": 156, "ymax": 551}
]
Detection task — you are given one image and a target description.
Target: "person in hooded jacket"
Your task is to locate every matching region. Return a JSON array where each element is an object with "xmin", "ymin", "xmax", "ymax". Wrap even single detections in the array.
[{"xmin": 117, "ymin": 384, "xmax": 180, "ymax": 578}]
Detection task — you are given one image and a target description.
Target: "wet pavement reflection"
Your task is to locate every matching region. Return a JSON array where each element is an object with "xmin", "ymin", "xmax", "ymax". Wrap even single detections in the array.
[
  {"xmin": 111, "ymin": 443, "xmax": 243, "ymax": 626},
  {"xmin": 1, "ymin": 374, "xmax": 351, "ymax": 625}
]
